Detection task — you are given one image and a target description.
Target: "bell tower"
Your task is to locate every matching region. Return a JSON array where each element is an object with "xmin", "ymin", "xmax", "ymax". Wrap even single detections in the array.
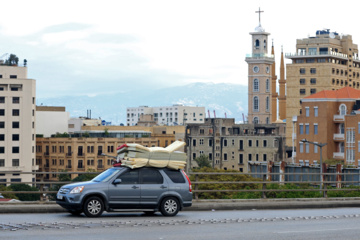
[{"xmin": 245, "ymin": 8, "xmax": 275, "ymax": 124}]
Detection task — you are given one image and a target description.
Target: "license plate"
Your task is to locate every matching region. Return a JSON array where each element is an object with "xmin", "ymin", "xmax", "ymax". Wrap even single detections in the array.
[{"xmin": 57, "ymin": 194, "xmax": 63, "ymax": 200}]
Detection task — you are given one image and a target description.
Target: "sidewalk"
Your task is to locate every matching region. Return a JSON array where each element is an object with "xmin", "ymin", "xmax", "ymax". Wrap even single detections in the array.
[{"xmin": 0, "ymin": 198, "xmax": 360, "ymax": 213}]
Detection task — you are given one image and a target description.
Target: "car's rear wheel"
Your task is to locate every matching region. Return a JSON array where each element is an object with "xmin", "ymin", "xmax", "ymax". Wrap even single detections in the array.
[
  {"xmin": 160, "ymin": 197, "xmax": 180, "ymax": 216},
  {"xmin": 83, "ymin": 196, "xmax": 104, "ymax": 217}
]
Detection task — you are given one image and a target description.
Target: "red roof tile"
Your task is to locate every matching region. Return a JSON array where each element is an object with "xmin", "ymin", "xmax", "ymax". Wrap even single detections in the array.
[{"xmin": 304, "ymin": 87, "xmax": 360, "ymax": 99}]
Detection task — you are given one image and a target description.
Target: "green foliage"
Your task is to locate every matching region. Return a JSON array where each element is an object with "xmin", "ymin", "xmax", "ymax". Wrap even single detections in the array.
[
  {"xmin": 0, "ymin": 185, "xmax": 18, "ymax": 199},
  {"xmin": 190, "ymin": 167, "xmax": 261, "ymax": 199},
  {"xmin": 82, "ymin": 132, "xmax": 90, "ymax": 138},
  {"xmin": 194, "ymin": 155, "xmax": 211, "ymax": 169},
  {"xmin": 104, "ymin": 128, "xmax": 109, "ymax": 136},
  {"xmin": 52, "ymin": 132, "xmax": 70, "ymax": 138},
  {"xmin": 72, "ymin": 169, "xmax": 98, "ymax": 182},
  {"xmin": 5, "ymin": 54, "xmax": 19, "ymax": 66},
  {"xmin": 8, "ymin": 184, "xmax": 40, "ymax": 201}
]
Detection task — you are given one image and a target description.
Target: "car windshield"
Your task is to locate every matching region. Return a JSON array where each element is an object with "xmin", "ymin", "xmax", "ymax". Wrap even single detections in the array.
[{"xmin": 92, "ymin": 168, "xmax": 122, "ymax": 182}]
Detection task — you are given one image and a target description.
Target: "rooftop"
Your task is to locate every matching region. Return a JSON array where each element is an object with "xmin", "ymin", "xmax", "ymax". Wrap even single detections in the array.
[{"xmin": 304, "ymin": 87, "xmax": 360, "ymax": 99}]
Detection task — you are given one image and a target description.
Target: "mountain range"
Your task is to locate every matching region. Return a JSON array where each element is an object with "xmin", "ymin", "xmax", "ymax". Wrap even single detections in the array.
[{"xmin": 36, "ymin": 82, "xmax": 248, "ymax": 125}]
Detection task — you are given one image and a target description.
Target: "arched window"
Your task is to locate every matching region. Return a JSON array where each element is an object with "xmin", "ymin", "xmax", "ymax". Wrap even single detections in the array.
[
  {"xmin": 266, "ymin": 117, "xmax": 269, "ymax": 124},
  {"xmin": 253, "ymin": 117, "xmax": 259, "ymax": 124},
  {"xmin": 264, "ymin": 40, "xmax": 266, "ymax": 49},
  {"xmin": 253, "ymin": 79, "xmax": 259, "ymax": 92},
  {"xmin": 340, "ymin": 104, "xmax": 347, "ymax": 115},
  {"xmin": 266, "ymin": 96, "xmax": 269, "ymax": 111},
  {"xmin": 266, "ymin": 79, "xmax": 270, "ymax": 92},
  {"xmin": 253, "ymin": 96, "xmax": 259, "ymax": 112},
  {"xmin": 255, "ymin": 39, "xmax": 260, "ymax": 49}
]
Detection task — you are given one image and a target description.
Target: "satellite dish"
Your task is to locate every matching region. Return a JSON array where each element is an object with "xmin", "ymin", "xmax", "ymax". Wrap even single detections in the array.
[{"xmin": 330, "ymin": 32, "xmax": 335, "ymax": 39}]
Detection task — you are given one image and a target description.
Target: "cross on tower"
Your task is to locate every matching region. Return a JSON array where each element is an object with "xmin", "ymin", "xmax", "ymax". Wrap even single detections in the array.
[{"xmin": 255, "ymin": 7, "xmax": 264, "ymax": 26}]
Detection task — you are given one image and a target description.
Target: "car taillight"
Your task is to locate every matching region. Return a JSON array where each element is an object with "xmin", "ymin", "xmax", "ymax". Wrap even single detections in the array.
[{"xmin": 182, "ymin": 170, "xmax": 192, "ymax": 192}]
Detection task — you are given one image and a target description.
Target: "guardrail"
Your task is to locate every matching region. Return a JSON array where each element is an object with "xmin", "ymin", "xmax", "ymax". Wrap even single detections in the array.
[{"xmin": 1, "ymin": 171, "xmax": 360, "ymax": 200}]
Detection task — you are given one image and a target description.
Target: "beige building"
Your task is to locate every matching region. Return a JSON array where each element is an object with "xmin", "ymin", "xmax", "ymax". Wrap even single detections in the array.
[
  {"xmin": 127, "ymin": 105, "xmax": 205, "ymax": 126},
  {"xmin": 0, "ymin": 64, "xmax": 38, "ymax": 185},
  {"xmin": 36, "ymin": 106, "xmax": 69, "ymax": 137},
  {"xmin": 285, "ymin": 29, "xmax": 359, "ymax": 147},
  {"xmin": 296, "ymin": 87, "xmax": 360, "ymax": 166},
  {"xmin": 186, "ymin": 118, "xmax": 286, "ymax": 172}
]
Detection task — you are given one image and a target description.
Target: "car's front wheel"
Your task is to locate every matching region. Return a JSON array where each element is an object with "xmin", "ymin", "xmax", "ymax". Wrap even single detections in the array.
[
  {"xmin": 83, "ymin": 196, "xmax": 104, "ymax": 217},
  {"xmin": 160, "ymin": 197, "xmax": 180, "ymax": 216}
]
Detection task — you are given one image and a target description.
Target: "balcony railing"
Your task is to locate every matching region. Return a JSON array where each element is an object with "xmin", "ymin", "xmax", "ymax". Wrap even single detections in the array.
[
  {"xmin": 66, "ymin": 153, "xmax": 72, "ymax": 157},
  {"xmin": 66, "ymin": 165, "xmax": 72, "ymax": 169},
  {"xmin": 333, "ymin": 115, "xmax": 345, "ymax": 121},
  {"xmin": 245, "ymin": 53, "xmax": 274, "ymax": 60},
  {"xmin": 333, "ymin": 133, "xmax": 345, "ymax": 141},
  {"xmin": 333, "ymin": 152, "xmax": 345, "ymax": 159},
  {"xmin": 97, "ymin": 165, "xmax": 104, "ymax": 169},
  {"xmin": 285, "ymin": 51, "xmax": 348, "ymax": 59}
]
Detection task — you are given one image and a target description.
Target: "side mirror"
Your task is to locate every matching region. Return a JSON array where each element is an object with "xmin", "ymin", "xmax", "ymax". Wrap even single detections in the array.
[{"xmin": 113, "ymin": 179, "xmax": 122, "ymax": 185}]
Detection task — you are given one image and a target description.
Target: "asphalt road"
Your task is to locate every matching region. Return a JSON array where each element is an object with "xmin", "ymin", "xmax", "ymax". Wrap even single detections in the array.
[{"xmin": 2, "ymin": 208, "xmax": 360, "ymax": 239}]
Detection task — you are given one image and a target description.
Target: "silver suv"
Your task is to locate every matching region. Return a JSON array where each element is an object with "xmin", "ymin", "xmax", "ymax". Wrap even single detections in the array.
[{"xmin": 56, "ymin": 167, "xmax": 192, "ymax": 217}]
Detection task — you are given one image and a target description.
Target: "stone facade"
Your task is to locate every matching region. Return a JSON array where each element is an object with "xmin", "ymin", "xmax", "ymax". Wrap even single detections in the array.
[{"xmin": 186, "ymin": 118, "xmax": 286, "ymax": 172}]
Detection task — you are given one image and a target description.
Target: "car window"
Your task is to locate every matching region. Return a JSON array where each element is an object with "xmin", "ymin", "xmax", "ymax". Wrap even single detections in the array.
[
  {"xmin": 163, "ymin": 169, "xmax": 185, "ymax": 183},
  {"xmin": 118, "ymin": 169, "xmax": 139, "ymax": 184},
  {"xmin": 140, "ymin": 168, "xmax": 163, "ymax": 184},
  {"xmin": 92, "ymin": 168, "xmax": 121, "ymax": 182}
]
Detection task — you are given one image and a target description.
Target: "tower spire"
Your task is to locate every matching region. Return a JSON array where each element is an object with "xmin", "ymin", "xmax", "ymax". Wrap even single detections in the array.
[{"xmin": 278, "ymin": 45, "xmax": 286, "ymax": 120}]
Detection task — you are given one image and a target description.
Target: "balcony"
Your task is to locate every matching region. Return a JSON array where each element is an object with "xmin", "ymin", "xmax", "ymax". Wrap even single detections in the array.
[
  {"xmin": 44, "ymin": 152, "xmax": 49, "ymax": 156},
  {"xmin": 97, "ymin": 165, "xmax": 104, "ymax": 169},
  {"xmin": 333, "ymin": 115, "xmax": 345, "ymax": 122},
  {"xmin": 285, "ymin": 51, "xmax": 348, "ymax": 60},
  {"xmin": 66, "ymin": 165, "xmax": 72, "ymax": 169},
  {"xmin": 66, "ymin": 153, "xmax": 72, "ymax": 157},
  {"xmin": 333, "ymin": 133, "xmax": 345, "ymax": 141},
  {"xmin": 333, "ymin": 152, "xmax": 345, "ymax": 159},
  {"xmin": 245, "ymin": 53, "xmax": 274, "ymax": 61},
  {"xmin": 77, "ymin": 153, "xmax": 84, "ymax": 157}
]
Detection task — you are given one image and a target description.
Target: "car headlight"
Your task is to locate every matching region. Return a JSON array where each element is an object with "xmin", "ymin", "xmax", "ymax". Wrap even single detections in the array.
[{"xmin": 70, "ymin": 186, "xmax": 85, "ymax": 194}]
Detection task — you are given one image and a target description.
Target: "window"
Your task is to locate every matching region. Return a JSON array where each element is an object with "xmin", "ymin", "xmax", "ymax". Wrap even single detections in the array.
[
  {"xmin": 314, "ymin": 124, "xmax": 318, "ymax": 135},
  {"xmin": 253, "ymin": 79, "xmax": 259, "ymax": 92},
  {"xmin": 141, "ymin": 168, "xmax": 163, "ymax": 184},
  {"xmin": 308, "ymin": 48, "xmax": 317, "ymax": 55},
  {"xmin": 314, "ymin": 143, "xmax": 318, "ymax": 154},
  {"xmin": 10, "ymin": 75, "xmax": 17, "ymax": 79},
  {"xmin": 193, "ymin": 153, "xmax": 196, "ymax": 160},
  {"xmin": 253, "ymin": 117, "xmax": 259, "ymax": 124},
  {"xmin": 340, "ymin": 104, "xmax": 346, "ymax": 115},
  {"xmin": 299, "ymin": 142, "xmax": 304, "ymax": 153},
  {"xmin": 209, "ymin": 153, "xmax": 212, "ymax": 160},
  {"xmin": 300, "ymin": 79, "xmax": 306, "ymax": 85},
  {"xmin": 256, "ymin": 140, "xmax": 259, "ymax": 147},
  {"xmin": 305, "ymin": 107, "xmax": 309, "ymax": 117},
  {"xmin": 118, "ymin": 169, "xmax": 139, "ymax": 184},
  {"xmin": 266, "ymin": 79, "xmax": 270, "ymax": 92},
  {"xmin": 263, "ymin": 140, "xmax": 267, "ymax": 147},
  {"xmin": 12, "ymin": 109, "xmax": 19, "ymax": 116},
  {"xmin": 266, "ymin": 97, "xmax": 269, "ymax": 112},
  {"xmin": 305, "ymin": 124, "xmax": 309, "ymax": 134},
  {"xmin": 209, "ymin": 139, "xmax": 213, "ymax": 147},
  {"xmin": 224, "ymin": 153, "xmax": 228, "ymax": 161},
  {"xmin": 300, "ymin": 89, "xmax": 306, "ymax": 95},
  {"xmin": 296, "ymin": 59, "xmax": 304, "ymax": 63},
  {"xmin": 12, "ymin": 97, "xmax": 20, "ymax": 104},
  {"xmin": 318, "ymin": 58, "xmax": 326, "ymax": 63},
  {"xmin": 305, "ymin": 143, "xmax": 309, "ymax": 153},
  {"xmin": 0, "ymin": 159, "xmax": 4, "ymax": 167},
  {"xmin": 12, "ymin": 147, "xmax": 19, "ymax": 153},
  {"xmin": 0, "ymin": 109, "xmax": 4, "ymax": 116},
  {"xmin": 253, "ymin": 96, "xmax": 259, "ymax": 111},
  {"xmin": 12, "ymin": 122, "xmax": 19, "ymax": 128},
  {"xmin": 0, "ymin": 122, "xmax": 4, "ymax": 128},
  {"xmin": 163, "ymin": 169, "xmax": 185, "ymax": 183},
  {"xmin": 310, "ymin": 68, "xmax": 316, "ymax": 74},
  {"xmin": 0, "ymin": 97, "xmax": 4, "ymax": 103},
  {"xmin": 263, "ymin": 154, "xmax": 267, "ymax": 161},
  {"xmin": 300, "ymin": 68, "xmax": 305, "ymax": 74},
  {"xmin": 12, "ymin": 159, "xmax": 19, "ymax": 167},
  {"xmin": 12, "ymin": 134, "xmax": 19, "ymax": 141},
  {"xmin": 310, "ymin": 78, "xmax": 316, "ymax": 84},
  {"xmin": 239, "ymin": 140, "xmax": 243, "ymax": 150},
  {"xmin": 239, "ymin": 154, "xmax": 243, "ymax": 164},
  {"xmin": 199, "ymin": 139, "xmax": 204, "ymax": 145},
  {"xmin": 223, "ymin": 139, "xmax": 227, "ymax": 147},
  {"xmin": 248, "ymin": 140, "xmax": 252, "ymax": 147},
  {"xmin": 306, "ymin": 59, "xmax": 315, "ymax": 63},
  {"xmin": 0, "ymin": 134, "xmax": 3, "ymax": 141},
  {"xmin": 314, "ymin": 107, "xmax": 318, "ymax": 117},
  {"xmin": 310, "ymin": 89, "xmax": 316, "ymax": 94},
  {"xmin": 299, "ymin": 124, "xmax": 304, "ymax": 134},
  {"xmin": 248, "ymin": 154, "xmax": 252, "ymax": 161},
  {"xmin": 192, "ymin": 139, "xmax": 196, "ymax": 146}
]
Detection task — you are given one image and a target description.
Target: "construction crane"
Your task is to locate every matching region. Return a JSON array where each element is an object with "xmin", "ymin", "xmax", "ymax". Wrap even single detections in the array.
[{"xmin": 213, "ymin": 110, "xmax": 216, "ymax": 118}]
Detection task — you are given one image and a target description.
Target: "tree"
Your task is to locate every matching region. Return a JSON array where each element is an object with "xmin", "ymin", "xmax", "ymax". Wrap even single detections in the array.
[
  {"xmin": 104, "ymin": 128, "xmax": 109, "ymax": 136},
  {"xmin": 8, "ymin": 184, "xmax": 40, "ymax": 201},
  {"xmin": 5, "ymin": 54, "xmax": 19, "ymax": 66},
  {"xmin": 194, "ymin": 154, "xmax": 211, "ymax": 168},
  {"xmin": 0, "ymin": 185, "xmax": 18, "ymax": 199}
]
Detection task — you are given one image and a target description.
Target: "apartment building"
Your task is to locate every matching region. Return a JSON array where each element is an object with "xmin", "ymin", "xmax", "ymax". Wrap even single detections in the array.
[
  {"xmin": 186, "ymin": 118, "xmax": 286, "ymax": 172},
  {"xmin": 126, "ymin": 105, "xmax": 205, "ymax": 126},
  {"xmin": 0, "ymin": 64, "xmax": 38, "ymax": 185},
  {"xmin": 286, "ymin": 29, "xmax": 360, "ymax": 147},
  {"xmin": 296, "ymin": 87, "xmax": 360, "ymax": 166},
  {"xmin": 36, "ymin": 136, "xmax": 173, "ymax": 181}
]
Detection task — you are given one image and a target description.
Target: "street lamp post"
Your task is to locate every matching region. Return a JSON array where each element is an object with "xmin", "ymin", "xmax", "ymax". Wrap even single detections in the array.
[{"xmin": 301, "ymin": 139, "xmax": 327, "ymax": 191}]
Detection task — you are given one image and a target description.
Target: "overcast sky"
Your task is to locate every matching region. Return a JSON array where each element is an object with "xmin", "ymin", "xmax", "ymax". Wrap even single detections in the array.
[{"xmin": 1, "ymin": 0, "xmax": 360, "ymax": 98}]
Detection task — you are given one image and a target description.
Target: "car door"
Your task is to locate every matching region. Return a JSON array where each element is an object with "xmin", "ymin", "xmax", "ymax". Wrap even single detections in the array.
[
  {"xmin": 139, "ymin": 168, "xmax": 169, "ymax": 208},
  {"xmin": 108, "ymin": 168, "xmax": 140, "ymax": 209}
]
